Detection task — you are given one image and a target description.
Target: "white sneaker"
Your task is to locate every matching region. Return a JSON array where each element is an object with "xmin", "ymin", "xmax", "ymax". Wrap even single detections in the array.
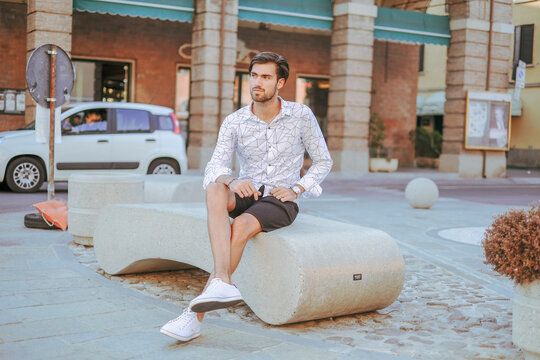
[
  {"xmin": 160, "ymin": 308, "xmax": 201, "ymax": 341},
  {"xmin": 190, "ymin": 278, "xmax": 243, "ymax": 313}
]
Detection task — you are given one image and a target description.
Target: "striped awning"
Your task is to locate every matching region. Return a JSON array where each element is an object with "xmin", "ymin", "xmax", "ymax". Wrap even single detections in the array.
[
  {"xmin": 73, "ymin": 0, "xmax": 193, "ymax": 22},
  {"xmin": 238, "ymin": 0, "xmax": 333, "ymax": 31},
  {"xmin": 375, "ymin": 7, "xmax": 450, "ymax": 46},
  {"xmin": 73, "ymin": 1, "xmax": 450, "ymax": 46}
]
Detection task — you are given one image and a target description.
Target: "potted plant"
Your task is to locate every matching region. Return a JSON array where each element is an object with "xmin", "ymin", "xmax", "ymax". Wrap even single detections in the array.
[
  {"xmin": 409, "ymin": 127, "xmax": 442, "ymax": 169},
  {"xmin": 482, "ymin": 205, "xmax": 540, "ymax": 360},
  {"xmin": 368, "ymin": 113, "xmax": 398, "ymax": 172}
]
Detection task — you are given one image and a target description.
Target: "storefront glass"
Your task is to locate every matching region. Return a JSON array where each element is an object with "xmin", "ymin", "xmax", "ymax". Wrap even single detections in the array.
[
  {"xmin": 175, "ymin": 67, "xmax": 191, "ymax": 120},
  {"xmin": 296, "ymin": 77, "xmax": 329, "ymax": 138},
  {"xmin": 234, "ymin": 72, "xmax": 251, "ymax": 110},
  {"xmin": 71, "ymin": 59, "xmax": 130, "ymax": 103}
]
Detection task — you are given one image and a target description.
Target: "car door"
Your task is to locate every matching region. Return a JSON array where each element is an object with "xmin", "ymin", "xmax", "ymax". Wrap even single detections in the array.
[
  {"xmin": 110, "ymin": 108, "xmax": 157, "ymax": 173},
  {"xmin": 55, "ymin": 108, "xmax": 112, "ymax": 180}
]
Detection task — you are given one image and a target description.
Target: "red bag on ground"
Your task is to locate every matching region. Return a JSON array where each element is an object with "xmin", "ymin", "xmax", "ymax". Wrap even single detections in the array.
[{"xmin": 33, "ymin": 199, "xmax": 68, "ymax": 231}]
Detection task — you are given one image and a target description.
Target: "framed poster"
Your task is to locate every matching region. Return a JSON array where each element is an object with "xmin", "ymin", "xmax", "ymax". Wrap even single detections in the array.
[{"xmin": 465, "ymin": 91, "xmax": 511, "ymax": 151}]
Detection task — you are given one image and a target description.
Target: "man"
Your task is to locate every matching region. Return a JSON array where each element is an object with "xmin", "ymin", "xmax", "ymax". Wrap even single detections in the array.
[
  {"xmin": 160, "ymin": 52, "xmax": 332, "ymax": 341},
  {"xmin": 79, "ymin": 111, "xmax": 106, "ymax": 132}
]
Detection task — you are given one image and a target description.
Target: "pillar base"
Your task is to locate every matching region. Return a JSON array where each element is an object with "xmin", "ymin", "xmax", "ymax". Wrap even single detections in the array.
[
  {"xmin": 439, "ymin": 152, "xmax": 506, "ymax": 178},
  {"xmin": 484, "ymin": 152, "xmax": 506, "ymax": 178},
  {"xmin": 330, "ymin": 150, "xmax": 368, "ymax": 172}
]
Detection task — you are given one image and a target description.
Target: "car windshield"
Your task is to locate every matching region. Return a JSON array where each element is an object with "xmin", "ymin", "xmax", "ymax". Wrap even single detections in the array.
[{"xmin": 17, "ymin": 121, "xmax": 35, "ymax": 130}]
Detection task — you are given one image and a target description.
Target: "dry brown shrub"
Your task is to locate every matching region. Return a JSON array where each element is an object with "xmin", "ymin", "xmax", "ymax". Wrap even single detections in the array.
[{"xmin": 482, "ymin": 205, "xmax": 540, "ymax": 285}]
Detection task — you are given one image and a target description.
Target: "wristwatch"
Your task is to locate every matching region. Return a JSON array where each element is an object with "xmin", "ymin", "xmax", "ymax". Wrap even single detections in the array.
[{"xmin": 291, "ymin": 185, "xmax": 302, "ymax": 198}]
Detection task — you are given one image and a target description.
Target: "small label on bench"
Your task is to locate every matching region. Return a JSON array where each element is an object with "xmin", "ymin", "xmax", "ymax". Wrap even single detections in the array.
[{"xmin": 353, "ymin": 274, "xmax": 362, "ymax": 281}]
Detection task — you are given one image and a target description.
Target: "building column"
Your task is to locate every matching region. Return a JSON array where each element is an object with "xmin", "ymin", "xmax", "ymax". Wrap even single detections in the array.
[
  {"xmin": 327, "ymin": 0, "xmax": 376, "ymax": 172},
  {"xmin": 440, "ymin": 0, "xmax": 513, "ymax": 178},
  {"xmin": 26, "ymin": 0, "xmax": 72, "ymax": 125},
  {"xmin": 188, "ymin": 0, "xmax": 238, "ymax": 170}
]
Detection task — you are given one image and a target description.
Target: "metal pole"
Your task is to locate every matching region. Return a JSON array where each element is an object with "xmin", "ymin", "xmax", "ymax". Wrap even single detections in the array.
[{"xmin": 48, "ymin": 45, "xmax": 57, "ymax": 201}]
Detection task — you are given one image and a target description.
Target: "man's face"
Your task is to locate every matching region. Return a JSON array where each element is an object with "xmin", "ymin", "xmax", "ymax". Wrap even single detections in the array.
[
  {"xmin": 249, "ymin": 62, "xmax": 285, "ymax": 103},
  {"xmin": 86, "ymin": 113, "xmax": 99, "ymax": 123}
]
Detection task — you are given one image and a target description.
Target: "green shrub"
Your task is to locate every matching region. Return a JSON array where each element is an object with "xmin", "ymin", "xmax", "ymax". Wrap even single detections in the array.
[
  {"xmin": 369, "ymin": 113, "xmax": 386, "ymax": 158},
  {"xmin": 410, "ymin": 127, "xmax": 442, "ymax": 158}
]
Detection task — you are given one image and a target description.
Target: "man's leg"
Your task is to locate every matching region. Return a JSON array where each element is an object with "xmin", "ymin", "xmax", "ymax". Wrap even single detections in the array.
[
  {"xmin": 205, "ymin": 182, "xmax": 237, "ymax": 284},
  {"xmin": 196, "ymin": 213, "xmax": 261, "ymax": 322},
  {"xmin": 229, "ymin": 213, "xmax": 262, "ymax": 276}
]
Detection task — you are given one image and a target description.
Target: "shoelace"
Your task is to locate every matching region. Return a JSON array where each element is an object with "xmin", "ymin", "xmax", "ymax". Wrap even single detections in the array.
[{"xmin": 166, "ymin": 308, "xmax": 195, "ymax": 329}]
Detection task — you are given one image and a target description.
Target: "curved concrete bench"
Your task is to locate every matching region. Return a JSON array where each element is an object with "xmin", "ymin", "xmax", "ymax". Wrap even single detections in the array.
[
  {"xmin": 93, "ymin": 203, "xmax": 405, "ymax": 325},
  {"xmin": 143, "ymin": 175, "xmax": 205, "ymax": 203},
  {"xmin": 68, "ymin": 173, "xmax": 144, "ymax": 246}
]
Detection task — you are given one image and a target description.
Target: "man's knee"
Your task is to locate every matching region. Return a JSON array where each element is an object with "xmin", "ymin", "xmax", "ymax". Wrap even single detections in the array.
[
  {"xmin": 206, "ymin": 182, "xmax": 227, "ymax": 201},
  {"xmin": 231, "ymin": 214, "xmax": 261, "ymax": 241}
]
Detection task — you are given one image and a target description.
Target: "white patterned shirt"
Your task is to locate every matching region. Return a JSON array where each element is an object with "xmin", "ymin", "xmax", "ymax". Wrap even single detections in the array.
[{"xmin": 203, "ymin": 97, "xmax": 333, "ymax": 198}]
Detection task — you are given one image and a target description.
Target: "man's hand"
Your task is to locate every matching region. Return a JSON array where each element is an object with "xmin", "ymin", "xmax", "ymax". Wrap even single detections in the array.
[
  {"xmin": 270, "ymin": 186, "xmax": 297, "ymax": 202},
  {"xmin": 230, "ymin": 179, "xmax": 261, "ymax": 200}
]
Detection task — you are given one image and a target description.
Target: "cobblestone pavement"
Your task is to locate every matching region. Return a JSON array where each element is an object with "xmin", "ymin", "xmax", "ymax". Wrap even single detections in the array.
[{"xmin": 70, "ymin": 243, "xmax": 524, "ymax": 360}]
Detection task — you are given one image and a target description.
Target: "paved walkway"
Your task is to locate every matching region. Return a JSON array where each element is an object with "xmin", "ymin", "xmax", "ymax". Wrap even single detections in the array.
[{"xmin": 2, "ymin": 170, "xmax": 539, "ymax": 359}]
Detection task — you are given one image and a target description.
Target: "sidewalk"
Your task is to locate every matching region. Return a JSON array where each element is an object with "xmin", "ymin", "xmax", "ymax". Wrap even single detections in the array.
[{"xmin": 1, "ymin": 170, "xmax": 536, "ymax": 359}]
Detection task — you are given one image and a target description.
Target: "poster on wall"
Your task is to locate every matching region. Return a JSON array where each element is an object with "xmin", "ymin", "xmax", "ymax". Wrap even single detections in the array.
[
  {"xmin": 0, "ymin": 89, "xmax": 26, "ymax": 115},
  {"xmin": 465, "ymin": 91, "xmax": 511, "ymax": 151}
]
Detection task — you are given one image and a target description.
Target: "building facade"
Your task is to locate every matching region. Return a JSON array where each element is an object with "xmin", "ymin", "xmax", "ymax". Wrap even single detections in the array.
[
  {"xmin": 0, "ymin": 0, "xmax": 517, "ymax": 177},
  {"xmin": 418, "ymin": 0, "xmax": 539, "ymax": 170}
]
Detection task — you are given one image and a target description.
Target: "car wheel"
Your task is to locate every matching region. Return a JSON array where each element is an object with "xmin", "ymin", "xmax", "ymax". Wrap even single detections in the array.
[
  {"xmin": 24, "ymin": 213, "xmax": 59, "ymax": 230},
  {"xmin": 5, "ymin": 157, "xmax": 46, "ymax": 193},
  {"xmin": 148, "ymin": 159, "xmax": 180, "ymax": 175}
]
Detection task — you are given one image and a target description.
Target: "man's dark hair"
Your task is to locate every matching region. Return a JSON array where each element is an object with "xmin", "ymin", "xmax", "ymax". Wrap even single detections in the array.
[{"xmin": 249, "ymin": 52, "xmax": 289, "ymax": 82}]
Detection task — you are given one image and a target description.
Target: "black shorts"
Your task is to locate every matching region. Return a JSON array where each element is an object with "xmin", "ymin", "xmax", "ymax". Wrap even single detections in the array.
[{"xmin": 229, "ymin": 186, "xmax": 299, "ymax": 232}]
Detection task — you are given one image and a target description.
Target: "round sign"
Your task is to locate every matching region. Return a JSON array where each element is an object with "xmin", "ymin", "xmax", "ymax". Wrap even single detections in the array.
[{"xmin": 26, "ymin": 44, "xmax": 74, "ymax": 107}]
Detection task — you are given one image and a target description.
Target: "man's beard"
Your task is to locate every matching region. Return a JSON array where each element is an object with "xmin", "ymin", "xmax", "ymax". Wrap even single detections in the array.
[{"xmin": 251, "ymin": 86, "xmax": 277, "ymax": 103}]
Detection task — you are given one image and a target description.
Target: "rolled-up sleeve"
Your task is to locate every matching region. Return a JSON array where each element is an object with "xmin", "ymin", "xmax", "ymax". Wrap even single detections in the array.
[
  {"xmin": 203, "ymin": 116, "xmax": 237, "ymax": 189},
  {"xmin": 297, "ymin": 110, "xmax": 333, "ymax": 197}
]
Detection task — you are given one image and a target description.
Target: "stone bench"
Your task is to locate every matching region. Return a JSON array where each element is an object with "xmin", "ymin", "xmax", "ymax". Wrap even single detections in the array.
[
  {"xmin": 68, "ymin": 174, "xmax": 204, "ymax": 245},
  {"xmin": 142, "ymin": 175, "xmax": 205, "ymax": 203},
  {"xmin": 93, "ymin": 202, "xmax": 405, "ymax": 325}
]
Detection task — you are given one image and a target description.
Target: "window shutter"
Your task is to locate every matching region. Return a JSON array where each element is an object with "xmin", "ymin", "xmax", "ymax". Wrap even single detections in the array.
[
  {"xmin": 520, "ymin": 24, "xmax": 534, "ymax": 65},
  {"xmin": 512, "ymin": 26, "xmax": 521, "ymax": 80},
  {"xmin": 419, "ymin": 44, "xmax": 425, "ymax": 73}
]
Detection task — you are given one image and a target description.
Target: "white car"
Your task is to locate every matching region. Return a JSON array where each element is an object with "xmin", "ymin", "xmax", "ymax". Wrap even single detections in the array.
[{"xmin": 0, "ymin": 102, "xmax": 188, "ymax": 192}]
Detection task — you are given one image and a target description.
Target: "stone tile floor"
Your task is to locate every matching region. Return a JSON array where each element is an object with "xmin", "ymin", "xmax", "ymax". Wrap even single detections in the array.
[{"xmin": 70, "ymin": 243, "xmax": 524, "ymax": 360}]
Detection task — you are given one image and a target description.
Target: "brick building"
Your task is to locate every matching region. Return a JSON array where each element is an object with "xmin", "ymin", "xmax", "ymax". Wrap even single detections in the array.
[{"xmin": 0, "ymin": 0, "xmax": 514, "ymax": 177}]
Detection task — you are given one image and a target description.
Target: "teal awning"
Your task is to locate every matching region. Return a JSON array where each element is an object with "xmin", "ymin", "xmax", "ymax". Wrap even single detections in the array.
[
  {"xmin": 375, "ymin": 7, "xmax": 450, "ymax": 46},
  {"xmin": 73, "ymin": 1, "xmax": 450, "ymax": 46},
  {"xmin": 238, "ymin": 0, "xmax": 333, "ymax": 31},
  {"xmin": 73, "ymin": 0, "xmax": 193, "ymax": 22}
]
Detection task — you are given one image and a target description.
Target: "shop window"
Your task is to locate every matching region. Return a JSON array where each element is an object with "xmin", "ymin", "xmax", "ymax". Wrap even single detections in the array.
[
  {"xmin": 512, "ymin": 24, "xmax": 534, "ymax": 79},
  {"xmin": 175, "ymin": 67, "xmax": 191, "ymax": 121},
  {"xmin": 72, "ymin": 60, "xmax": 130, "ymax": 103},
  {"xmin": 419, "ymin": 44, "xmax": 425, "ymax": 73},
  {"xmin": 296, "ymin": 77, "xmax": 329, "ymax": 139},
  {"xmin": 234, "ymin": 72, "xmax": 251, "ymax": 110}
]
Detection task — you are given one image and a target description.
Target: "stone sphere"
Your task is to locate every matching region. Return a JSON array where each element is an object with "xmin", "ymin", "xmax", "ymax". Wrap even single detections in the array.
[{"xmin": 405, "ymin": 177, "xmax": 439, "ymax": 209}]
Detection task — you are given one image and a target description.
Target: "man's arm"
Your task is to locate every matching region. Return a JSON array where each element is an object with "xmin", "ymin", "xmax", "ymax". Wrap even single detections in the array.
[
  {"xmin": 203, "ymin": 117, "xmax": 236, "ymax": 189},
  {"xmin": 296, "ymin": 110, "xmax": 333, "ymax": 197},
  {"xmin": 203, "ymin": 118, "xmax": 261, "ymax": 199},
  {"xmin": 215, "ymin": 175, "xmax": 261, "ymax": 200}
]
